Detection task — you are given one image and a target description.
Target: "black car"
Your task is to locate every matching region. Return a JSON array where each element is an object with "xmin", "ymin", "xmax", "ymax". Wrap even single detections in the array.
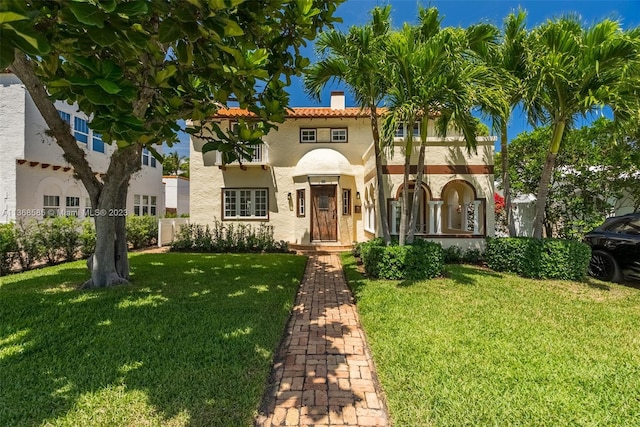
[{"xmin": 583, "ymin": 213, "xmax": 640, "ymax": 282}]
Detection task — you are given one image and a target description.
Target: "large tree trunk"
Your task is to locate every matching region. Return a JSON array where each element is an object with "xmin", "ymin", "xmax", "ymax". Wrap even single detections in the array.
[
  {"xmin": 83, "ymin": 145, "xmax": 141, "ymax": 287},
  {"xmin": 533, "ymin": 121, "xmax": 565, "ymax": 239},
  {"xmin": 407, "ymin": 143, "xmax": 426, "ymax": 244},
  {"xmin": 370, "ymin": 109, "xmax": 391, "ymax": 245},
  {"xmin": 501, "ymin": 124, "xmax": 516, "ymax": 237}
]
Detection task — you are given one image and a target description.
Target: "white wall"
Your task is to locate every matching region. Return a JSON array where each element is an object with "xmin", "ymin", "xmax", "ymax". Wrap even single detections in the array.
[
  {"xmin": 162, "ymin": 176, "xmax": 190, "ymax": 215},
  {"xmin": 0, "ymin": 73, "xmax": 164, "ymax": 223},
  {"xmin": 0, "ymin": 74, "xmax": 27, "ymax": 223}
]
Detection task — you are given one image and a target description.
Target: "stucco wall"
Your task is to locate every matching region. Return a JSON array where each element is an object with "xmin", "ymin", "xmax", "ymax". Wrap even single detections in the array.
[
  {"xmin": 0, "ymin": 75, "xmax": 26, "ymax": 223},
  {"xmin": 163, "ymin": 176, "xmax": 190, "ymax": 215},
  {"xmin": 190, "ymin": 114, "xmax": 495, "ymax": 247},
  {"xmin": 0, "ymin": 74, "xmax": 164, "ymax": 223}
]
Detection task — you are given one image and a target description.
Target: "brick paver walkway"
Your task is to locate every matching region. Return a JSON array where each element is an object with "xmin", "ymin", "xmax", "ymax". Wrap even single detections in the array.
[{"xmin": 255, "ymin": 254, "xmax": 389, "ymax": 427}]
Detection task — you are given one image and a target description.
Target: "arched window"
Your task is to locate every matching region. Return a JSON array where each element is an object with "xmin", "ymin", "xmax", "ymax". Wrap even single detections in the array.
[{"xmin": 441, "ymin": 180, "xmax": 484, "ymax": 235}]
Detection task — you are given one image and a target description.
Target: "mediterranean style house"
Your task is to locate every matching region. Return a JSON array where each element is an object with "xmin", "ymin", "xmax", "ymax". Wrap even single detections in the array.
[
  {"xmin": 0, "ymin": 72, "xmax": 164, "ymax": 224},
  {"xmin": 190, "ymin": 92, "xmax": 496, "ymax": 249}
]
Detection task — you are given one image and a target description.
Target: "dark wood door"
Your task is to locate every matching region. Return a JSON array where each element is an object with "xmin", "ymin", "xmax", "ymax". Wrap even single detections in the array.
[{"xmin": 311, "ymin": 185, "xmax": 337, "ymax": 241}]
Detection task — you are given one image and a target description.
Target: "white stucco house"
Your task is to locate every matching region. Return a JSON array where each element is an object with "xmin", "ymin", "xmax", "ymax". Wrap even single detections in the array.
[
  {"xmin": 162, "ymin": 175, "xmax": 190, "ymax": 216},
  {"xmin": 0, "ymin": 72, "xmax": 164, "ymax": 224},
  {"xmin": 190, "ymin": 91, "xmax": 496, "ymax": 250}
]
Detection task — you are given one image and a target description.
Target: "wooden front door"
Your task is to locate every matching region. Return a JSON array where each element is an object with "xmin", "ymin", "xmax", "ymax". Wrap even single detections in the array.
[{"xmin": 311, "ymin": 185, "xmax": 337, "ymax": 241}]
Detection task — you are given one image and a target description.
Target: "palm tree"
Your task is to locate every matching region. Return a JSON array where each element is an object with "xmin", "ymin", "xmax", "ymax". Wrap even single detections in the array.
[
  {"xmin": 382, "ymin": 7, "xmax": 498, "ymax": 245},
  {"xmin": 304, "ymin": 6, "xmax": 393, "ymax": 244},
  {"xmin": 524, "ymin": 16, "xmax": 640, "ymax": 238},
  {"xmin": 162, "ymin": 151, "xmax": 188, "ymax": 177},
  {"xmin": 478, "ymin": 9, "xmax": 528, "ymax": 237}
]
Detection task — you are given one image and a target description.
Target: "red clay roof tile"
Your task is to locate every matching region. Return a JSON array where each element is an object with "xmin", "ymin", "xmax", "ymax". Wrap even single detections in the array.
[{"xmin": 212, "ymin": 107, "xmax": 381, "ymax": 119}]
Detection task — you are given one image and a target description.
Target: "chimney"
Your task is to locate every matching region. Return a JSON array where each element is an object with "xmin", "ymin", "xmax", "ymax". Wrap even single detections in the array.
[{"xmin": 330, "ymin": 91, "xmax": 345, "ymax": 110}]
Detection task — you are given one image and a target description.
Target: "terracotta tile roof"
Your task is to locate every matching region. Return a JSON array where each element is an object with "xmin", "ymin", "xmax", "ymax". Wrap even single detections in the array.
[{"xmin": 212, "ymin": 107, "xmax": 383, "ymax": 119}]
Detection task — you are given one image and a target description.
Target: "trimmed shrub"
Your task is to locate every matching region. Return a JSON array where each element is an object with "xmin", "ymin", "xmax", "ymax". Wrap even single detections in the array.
[
  {"xmin": 16, "ymin": 220, "xmax": 43, "ymax": 270},
  {"xmin": 359, "ymin": 238, "xmax": 443, "ymax": 280},
  {"xmin": 170, "ymin": 221, "xmax": 288, "ymax": 253},
  {"xmin": 462, "ymin": 248, "xmax": 484, "ymax": 265},
  {"xmin": 0, "ymin": 223, "xmax": 19, "ymax": 275},
  {"xmin": 37, "ymin": 217, "xmax": 80, "ymax": 264},
  {"xmin": 126, "ymin": 215, "xmax": 158, "ymax": 249},
  {"xmin": 443, "ymin": 245, "xmax": 463, "ymax": 264},
  {"xmin": 79, "ymin": 219, "xmax": 96, "ymax": 257},
  {"xmin": 486, "ymin": 237, "xmax": 591, "ymax": 281}
]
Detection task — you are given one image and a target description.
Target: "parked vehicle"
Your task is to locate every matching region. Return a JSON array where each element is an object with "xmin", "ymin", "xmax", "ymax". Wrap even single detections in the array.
[{"xmin": 583, "ymin": 213, "xmax": 640, "ymax": 282}]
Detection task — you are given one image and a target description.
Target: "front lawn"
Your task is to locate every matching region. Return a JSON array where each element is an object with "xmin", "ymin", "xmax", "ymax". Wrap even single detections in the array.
[
  {"xmin": 0, "ymin": 252, "xmax": 307, "ymax": 427},
  {"xmin": 342, "ymin": 253, "xmax": 640, "ymax": 426}
]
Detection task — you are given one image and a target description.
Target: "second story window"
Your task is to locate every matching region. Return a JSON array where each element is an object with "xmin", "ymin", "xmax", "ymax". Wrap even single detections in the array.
[
  {"xmin": 331, "ymin": 128, "xmax": 347, "ymax": 142},
  {"xmin": 300, "ymin": 128, "xmax": 317, "ymax": 142},
  {"xmin": 58, "ymin": 110, "xmax": 71, "ymax": 124},
  {"xmin": 394, "ymin": 122, "xmax": 421, "ymax": 138},
  {"xmin": 74, "ymin": 117, "xmax": 89, "ymax": 144},
  {"xmin": 142, "ymin": 148, "xmax": 156, "ymax": 167},
  {"xmin": 92, "ymin": 133, "xmax": 105, "ymax": 153}
]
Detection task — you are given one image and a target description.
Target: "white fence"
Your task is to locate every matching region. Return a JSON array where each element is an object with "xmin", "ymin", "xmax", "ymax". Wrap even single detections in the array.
[{"xmin": 158, "ymin": 218, "xmax": 190, "ymax": 247}]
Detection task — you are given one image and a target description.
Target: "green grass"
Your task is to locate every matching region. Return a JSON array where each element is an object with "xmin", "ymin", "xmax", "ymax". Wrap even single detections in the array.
[
  {"xmin": 342, "ymin": 253, "xmax": 640, "ymax": 426},
  {"xmin": 0, "ymin": 252, "xmax": 307, "ymax": 427}
]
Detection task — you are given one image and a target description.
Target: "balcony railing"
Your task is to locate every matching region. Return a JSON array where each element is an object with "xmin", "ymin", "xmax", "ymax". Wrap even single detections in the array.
[{"xmin": 216, "ymin": 144, "xmax": 268, "ymax": 167}]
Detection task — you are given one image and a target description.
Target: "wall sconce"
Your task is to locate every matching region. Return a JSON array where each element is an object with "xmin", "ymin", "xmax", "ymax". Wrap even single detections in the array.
[
  {"xmin": 287, "ymin": 192, "xmax": 292, "ymax": 201},
  {"xmin": 356, "ymin": 191, "xmax": 361, "ymax": 200}
]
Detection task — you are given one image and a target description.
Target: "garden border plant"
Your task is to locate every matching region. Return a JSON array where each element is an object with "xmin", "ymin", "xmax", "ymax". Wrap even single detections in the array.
[
  {"xmin": 485, "ymin": 236, "xmax": 591, "ymax": 281},
  {"xmin": 170, "ymin": 220, "xmax": 289, "ymax": 253},
  {"xmin": 358, "ymin": 238, "xmax": 443, "ymax": 280},
  {"xmin": 0, "ymin": 215, "xmax": 160, "ymax": 275}
]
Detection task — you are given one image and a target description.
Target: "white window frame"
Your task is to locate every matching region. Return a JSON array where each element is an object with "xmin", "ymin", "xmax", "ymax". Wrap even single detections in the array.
[
  {"xmin": 342, "ymin": 189, "xmax": 351, "ymax": 215},
  {"xmin": 300, "ymin": 128, "xmax": 317, "ymax": 143},
  {"xmin": 43, "ymin": 195, "xmax": 60, "ymax": 218},
  {"xmin": 142, "ymin": 148, "xmax": 150, "ymax": 166},
  {"xmin": 65, "ymin": 196, "xmax": 80, "ymax": 217},
  {"xmin": 223, "ymin": 188, "xmax": 268, "ymax": 220},
  {"xmin": 92, "ymin": 133, "xmax": 105, "ymax": 153},
  {"xmin": 331, "ymin": 128, "xmax": 348, "ymax": 143},
  {"xmin": 297, "ymin": 189, "xmax": 305, "ymax": 217},
  {"xmin": 73, "ymin": 117, "xmax": 89, "ymax": 144}
]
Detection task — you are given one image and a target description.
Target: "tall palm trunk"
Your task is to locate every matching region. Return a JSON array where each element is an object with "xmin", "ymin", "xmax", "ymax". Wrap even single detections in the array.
[
  {"xmin": 501, "ymin": 123, "xmax": 516, "ymax": 236},
  {"xmin": 370, "ymin": 108, "xmax": 391, "ymax": 245},
  {"xmin": 533, "ymin": 120, "xmax": 565, "ymax": 239},
  {"xmin": 399, "ymin": 138, "xmax": 412, "ymax": 246},
  {"xmin": 408, "ymin": 142, "xmax": 426, "ymax": 244}
]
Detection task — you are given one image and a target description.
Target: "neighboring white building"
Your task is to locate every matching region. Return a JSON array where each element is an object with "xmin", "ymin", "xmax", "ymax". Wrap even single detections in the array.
[
  {"xmin": 162, "ymin": 176, "xmax": 190, "ymax": 216},
  {"xmin": 190, "ymin": 91, "xmax": 496, "ymax": 250},
  {"xmin": 0, "ymin": 72, "xmax": 164, "ymax": 223}
]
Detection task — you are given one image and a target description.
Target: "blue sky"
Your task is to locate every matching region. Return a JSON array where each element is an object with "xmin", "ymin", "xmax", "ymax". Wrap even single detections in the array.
[{"xmin": 167, "ymin": 0, "xmax": 640, "ymax": 157}]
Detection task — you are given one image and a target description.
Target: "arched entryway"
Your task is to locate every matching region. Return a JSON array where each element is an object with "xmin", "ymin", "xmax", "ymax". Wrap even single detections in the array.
[
  {"xmin": 389, "ymin": 181, "xmax": 432, "ymax": 235},
  {"xmin": 441, "ymin": 180, "xmax": 484, "ymax": 235}
]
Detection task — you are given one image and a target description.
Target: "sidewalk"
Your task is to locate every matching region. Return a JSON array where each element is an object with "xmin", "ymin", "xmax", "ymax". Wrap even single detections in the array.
[{"xmin": 255, "ymin": 253, "xmax": 389, "ymax": 427}]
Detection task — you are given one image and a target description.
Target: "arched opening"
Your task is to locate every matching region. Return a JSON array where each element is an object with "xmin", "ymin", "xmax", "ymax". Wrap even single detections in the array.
[
  {"xmin": 389, "ymin": 181, "xmax": 432, "ymax": 235},
  {"xmin": 441, "ymin": 180, "xmax": 484, "ymax": 235}
]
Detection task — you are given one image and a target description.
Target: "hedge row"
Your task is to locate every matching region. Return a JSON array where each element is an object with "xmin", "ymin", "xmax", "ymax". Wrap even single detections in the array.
[
  {"xmin": 0, "ymin": 215, "xmax": 158, "ymax": 275},
  {"xmin": 170, "ymin": 221, "xmax": 288, "ymax": 253},
  {"xmin": 485, "ymin": 237, "xmax": 591, "ymax": 281},
  {"xmin": 358, "ymin": 238, "xmax": 444, "ymax": 280}
]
